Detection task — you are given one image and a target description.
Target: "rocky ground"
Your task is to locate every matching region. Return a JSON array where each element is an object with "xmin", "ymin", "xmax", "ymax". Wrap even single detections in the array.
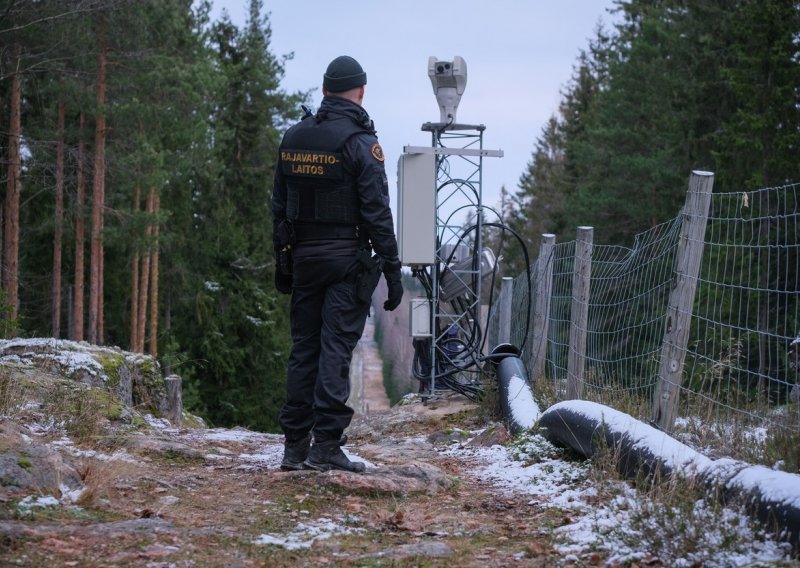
[
  {"xmin": 1, "ymin": 323, "xmax": 796, "ymax": 567},
  {"xmin": 0, "ymin": 320, "xmax": 579, "ymax": 567},
  {"xmin": 1, "ymin": 395, "xmax": 569, "ymax": 567}
]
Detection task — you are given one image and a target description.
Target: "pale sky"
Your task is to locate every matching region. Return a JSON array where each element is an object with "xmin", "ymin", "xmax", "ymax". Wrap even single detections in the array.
[{"xmin": 209, "ymin": 0, "xmax": 617, "ymax": 210}]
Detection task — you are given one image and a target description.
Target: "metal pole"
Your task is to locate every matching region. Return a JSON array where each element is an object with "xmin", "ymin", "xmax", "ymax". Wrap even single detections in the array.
[{"xmin": 498, "ymin": 277, "xmax": 513, "ymax": 346}]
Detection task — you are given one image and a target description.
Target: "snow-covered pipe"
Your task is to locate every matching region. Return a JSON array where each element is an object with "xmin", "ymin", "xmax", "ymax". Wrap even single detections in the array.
[
  {"xmin": 490, "ymin": 344, "xmax": 540, "ymax": 434},
  {"xmin": 539, "ymin": 400, "xmax": 800, "ymax": 554},
  {"xmin": 703, "ymin": 458, "xmax": 800, "ymax": 555},
  {"xmin": 539, "ymin": 400, "xmax": 712, "ymax": 479}
]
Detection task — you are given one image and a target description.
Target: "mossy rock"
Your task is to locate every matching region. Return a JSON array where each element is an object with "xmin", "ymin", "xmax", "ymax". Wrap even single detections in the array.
[
  {"xmin": 0, "ymin": 339, "xmax": 172, "ymax": 422},
  {"xmin": 181, "ymin": 411, "xmax": 207, "ymax": 429}
]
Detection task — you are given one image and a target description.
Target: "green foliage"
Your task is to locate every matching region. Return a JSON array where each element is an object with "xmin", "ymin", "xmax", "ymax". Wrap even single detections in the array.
[
  {"xmin": 1, "ymin": 0, "xmax": 307, "ymax": 431},
  {"xmin": 504, "ymin": 0, "xmax": 800, "ymax": 416},
  {"xmin": 512, "ymin": 0, "xmax": 800, "ymax": 245},
  {"xmin": 165, "ymin": 1, "xmax": 305, "ymax": 431}
]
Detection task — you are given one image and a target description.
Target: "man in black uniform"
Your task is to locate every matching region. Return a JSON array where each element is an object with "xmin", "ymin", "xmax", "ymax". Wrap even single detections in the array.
[{"xmin": 271, "ymin": 55, "xmax": 403, "ymax": 473}]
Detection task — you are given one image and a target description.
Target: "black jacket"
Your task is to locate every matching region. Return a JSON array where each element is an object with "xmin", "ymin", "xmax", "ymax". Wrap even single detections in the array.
[{"xmin": 272, "ymin": 96, "xmax": 400, "ymax": 269}]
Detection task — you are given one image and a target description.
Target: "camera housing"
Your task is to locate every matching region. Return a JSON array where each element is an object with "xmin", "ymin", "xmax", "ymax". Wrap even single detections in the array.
[{"xmin": 427, "ymin": 56, "xmax": 467, "ymax": 124}]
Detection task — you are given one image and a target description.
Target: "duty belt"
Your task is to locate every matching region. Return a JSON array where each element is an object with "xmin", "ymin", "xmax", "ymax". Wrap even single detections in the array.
[{"xmin": 293, "ymin": 223, "xmax": 360, "ymax": 242}]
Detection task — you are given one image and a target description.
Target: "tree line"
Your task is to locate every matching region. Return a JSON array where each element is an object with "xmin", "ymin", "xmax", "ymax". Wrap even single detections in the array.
[
  {"xmin": 3, "ymin": 0, "xmax": 798, "ymax": 430},
  {"xmin": 0, "ymin": 0, "xmax": 304, "ymax": 430},
  {"xmin": 500, "ymin": 0, "xmax": 799, "ymax": 258},
  {"xmin": 494, "ymin": 0, "xmax": 799, "ymax": 404}
]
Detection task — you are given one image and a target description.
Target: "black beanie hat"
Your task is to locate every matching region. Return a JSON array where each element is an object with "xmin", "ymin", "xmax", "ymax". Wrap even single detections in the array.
[{"xmin": 323, "ymin": 56, "xmax": 367, "ymax": 93}]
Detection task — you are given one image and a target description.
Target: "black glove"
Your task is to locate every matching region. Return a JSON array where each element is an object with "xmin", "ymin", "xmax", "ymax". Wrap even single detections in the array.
[
  {"xmin": 383, "ymin": 264, "xmax": 403, "ymax": 311},
  {"xmin": 275, "ymin": 271, "xmax": 292, "ymax": 295}
]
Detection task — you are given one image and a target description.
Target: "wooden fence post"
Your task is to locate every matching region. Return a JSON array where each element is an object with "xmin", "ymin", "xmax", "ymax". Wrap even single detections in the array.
[
  {"xmin": 567, "ymin": 227, "xmax": 593, "ymax": 400},
  {"xmin": 652, "ymin": 171, "xmax": 714, "ymax": 431},
  {"xmin": 165, "ymin": 374, "xmax": 183, "ymax": 426},
  {"xmin": 498, "ymin": 276, "xmax": 513, "ymax": 346},
  {"xmin": 530, "ymin": 234, "xmax": 555, "ymax": 386}
]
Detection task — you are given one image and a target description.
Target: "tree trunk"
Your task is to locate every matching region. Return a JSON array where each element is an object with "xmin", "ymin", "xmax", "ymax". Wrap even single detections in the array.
[
  {"xmin": 137, "ymin": 188, "xmax": 154, "ymax": 353},
  {"xmin": 130, "ymin": 183, "xmax": 141, "ymax": 351},
  {"xmin": 0, "ymin": 203, "xmax": 3, "ymax": 290},
  {"xmin": 0, "ymin": 94, "xmax": 4, "ymax": 288},
  {"xmin": 149, "ymin": 191, "xmax": 160, "ymax": 357},
  {"xmin": 72, "ymin": 113, "xmax": 86, "ymax": 341},
  {"xmin": 3, "ymin": 45, "xmax": 22, "ymax": 323},
  {"xmin": 98, "ymin": 225, "xmax": 104, "ymax": 344},
  {"xmin": 88, "ymin": 25, "xmax": 107, "ymax": 345},
  {"xmin": 52, "ymin": 97, "xmax": 66, "ymax": 338}
]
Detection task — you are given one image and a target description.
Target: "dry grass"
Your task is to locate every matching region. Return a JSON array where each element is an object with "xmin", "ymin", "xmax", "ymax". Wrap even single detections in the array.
[
  {"xmin": 0, "ymin": 367, "xmax": 35, "ymax": 417},
  {"xmin": 477, "ymin": 368, "xmax": 503, "ymax": 423},
  {"xmin": 42, "ymin": 379, "xmax": 125, "ymax": 443},
  {"xmin": 670, "ymin": 396, "xmax": 800, "ymax": 473},
  {"xmin": 76, "ymin": 457, "xmax": 144, "ymax": 508},
  {"xmin": 580, "ymin": 424, "xmax": 790, "ymax": 564}
]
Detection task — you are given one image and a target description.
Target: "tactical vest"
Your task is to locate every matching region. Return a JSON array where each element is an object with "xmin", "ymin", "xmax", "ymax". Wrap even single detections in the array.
[{"xmin": 280, "ymin": 112, "xmax": 369, "ymax": 234}]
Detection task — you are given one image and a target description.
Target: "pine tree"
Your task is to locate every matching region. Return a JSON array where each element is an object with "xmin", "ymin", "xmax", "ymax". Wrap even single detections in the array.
[
  {"xmin": 2, "ymin": 43, "xmax": 22, "ymax": 323},
  {"xmin": 87, "ymin": 14, "xmax": 108, "ymax": 344}
]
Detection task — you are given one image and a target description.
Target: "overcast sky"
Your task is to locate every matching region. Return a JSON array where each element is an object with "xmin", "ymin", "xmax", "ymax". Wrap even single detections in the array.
[{"xmin": 208, "ymin": 0, "xmax": 617, "ymax": 210}]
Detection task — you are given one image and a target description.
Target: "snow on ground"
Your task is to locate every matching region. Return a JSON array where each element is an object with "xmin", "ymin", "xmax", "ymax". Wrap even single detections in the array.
[
  {"xmin": 188, "ymin": 427, "xmax": 375, "ymax": 470},
  {"xmin": 442, "ymin": 430, "xmax": 794, "ymax": 565},
  {"xmin": 444, "ymin": 435, "xmax": 593, "ymax": 509},
  {"xmin": 4, "ymin": 342, "xmax": 794, "ymax": 565},
  {"xmin": 51, "ymin": 436, "xmax": 138, "ymax": 463},
  {"xmin": 0, "ymin": 337, "xmax": 151, "ymax": 382},
  {"xmin": 254, "ymin": 517, "xmax": 365, "ymax": 550},
  {"xmin": 23, "ymin": 411, "xmax": 795, "ymax": 562}
]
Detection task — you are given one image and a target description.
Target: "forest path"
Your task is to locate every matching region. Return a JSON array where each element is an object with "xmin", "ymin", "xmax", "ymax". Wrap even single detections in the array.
[{"xmin": 349, "ymin": 313, "xmax": 392, "ymax": 415}]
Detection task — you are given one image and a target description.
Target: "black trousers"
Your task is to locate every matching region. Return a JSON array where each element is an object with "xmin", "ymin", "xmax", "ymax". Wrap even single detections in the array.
[{"xmin": 278, "ymin": 245, "xmax": 372, "ymax": 443}]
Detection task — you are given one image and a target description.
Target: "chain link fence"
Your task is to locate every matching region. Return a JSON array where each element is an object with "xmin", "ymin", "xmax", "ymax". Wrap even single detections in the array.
[{"xmin": 492, "ymin": 177, "xmax": 799, "ymax": 463}]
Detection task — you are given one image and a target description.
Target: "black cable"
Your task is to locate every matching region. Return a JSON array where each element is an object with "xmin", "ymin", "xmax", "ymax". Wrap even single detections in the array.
[
  {"xmin": 408, "ymin": 140, "xmax": 534, "ymax": 401},
  {"xmin": 410, "ymin": 219, "xmax": 533, "ymax": 398},
  {"xmin": 463, "ymin": 221, "xmax": 534, "ymax": 354}
]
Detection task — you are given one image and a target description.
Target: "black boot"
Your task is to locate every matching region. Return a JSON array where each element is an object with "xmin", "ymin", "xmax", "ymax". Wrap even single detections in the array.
[
  {"xmin": 280, "ymin": 434, "xmax": 310, "ymax": 471},
  {"xmin": 304, "ymin": 439, "xmax": 365, "ymax": 473}
]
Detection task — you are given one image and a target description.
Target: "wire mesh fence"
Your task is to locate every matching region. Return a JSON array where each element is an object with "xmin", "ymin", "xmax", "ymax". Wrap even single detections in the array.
[{"xmin": 496, "ymin": 179, "xmax": 800, "ymax": 452}]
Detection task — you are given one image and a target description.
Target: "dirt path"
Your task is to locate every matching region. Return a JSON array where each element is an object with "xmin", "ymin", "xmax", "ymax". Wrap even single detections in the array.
[
  {"xmin": 1, "ymin": 319, "xmax": 572, "ymax": 566},
  {"xmin": 348, "ymin": 314, "xmax": 391, "ymax": 416},
  {"xmin": 1, "ymin": 395, "xmax": 565, "ymax": 567}
]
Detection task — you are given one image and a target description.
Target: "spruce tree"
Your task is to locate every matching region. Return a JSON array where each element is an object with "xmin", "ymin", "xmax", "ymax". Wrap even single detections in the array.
[{"xmin": 168, "ymin": 1, "xmax": 306, "ymax": 429}]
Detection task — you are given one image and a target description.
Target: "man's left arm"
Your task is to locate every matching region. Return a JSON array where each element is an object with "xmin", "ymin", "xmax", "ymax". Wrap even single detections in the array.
[{"xmin": 348, "ymin": 134, "xmax": 403, "ymax": 310}]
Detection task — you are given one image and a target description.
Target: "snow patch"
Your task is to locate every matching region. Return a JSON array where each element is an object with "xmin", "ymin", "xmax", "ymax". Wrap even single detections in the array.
[
  {"xmin": 445, "ymin": 424, "xmax": 793, "ymax": 565},
  {"xmin": 144, "ymin": 414, "xmax": 172, "ymax": 429},
  {"xmin": 197, "ymin": 428, "xmax": 277, "ymax": 443},
  {"xmin": 17, "ymin": 495, "xmax": 60, "ymax": 510},
  {"xmin": 254, "ymin": 517, "xmax": 362, "ymax": 550},
  {"xmin": 50, "ymin": 434, "xmax": 136, "ymax": 463},
  {"xmin": 59, "ymin": 483, "xmax": 84, "ymax": 504}
]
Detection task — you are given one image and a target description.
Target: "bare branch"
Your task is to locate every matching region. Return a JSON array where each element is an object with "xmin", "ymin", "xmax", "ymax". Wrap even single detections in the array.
[{"xmin": 0, "ymin": 0, "xmax": 125, "ymax": 36}]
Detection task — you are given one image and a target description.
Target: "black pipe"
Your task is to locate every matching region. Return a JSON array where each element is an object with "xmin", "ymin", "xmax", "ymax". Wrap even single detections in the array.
[
  {"xmin": 491, "ymin": 344, "xmax": 540, "ymax": 435},
  {"xmin": 539, "ymin": 400, "xmax": 800, "ymax": 555}
]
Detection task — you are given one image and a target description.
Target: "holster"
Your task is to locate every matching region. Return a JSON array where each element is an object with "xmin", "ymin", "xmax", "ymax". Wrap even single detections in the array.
[
  {"xmin": 353, "ymin": 249, "xmax": 384, "ymax": 304},
  {"xmin": 276, "ymin": 220, "xmax": 296, "ymax": 276}
]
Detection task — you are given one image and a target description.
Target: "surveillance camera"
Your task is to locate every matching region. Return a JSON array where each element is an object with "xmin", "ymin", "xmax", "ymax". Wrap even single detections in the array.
[{"xmin": 428, "ymin": 56, "xmax": 467, "ymax": 124}]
